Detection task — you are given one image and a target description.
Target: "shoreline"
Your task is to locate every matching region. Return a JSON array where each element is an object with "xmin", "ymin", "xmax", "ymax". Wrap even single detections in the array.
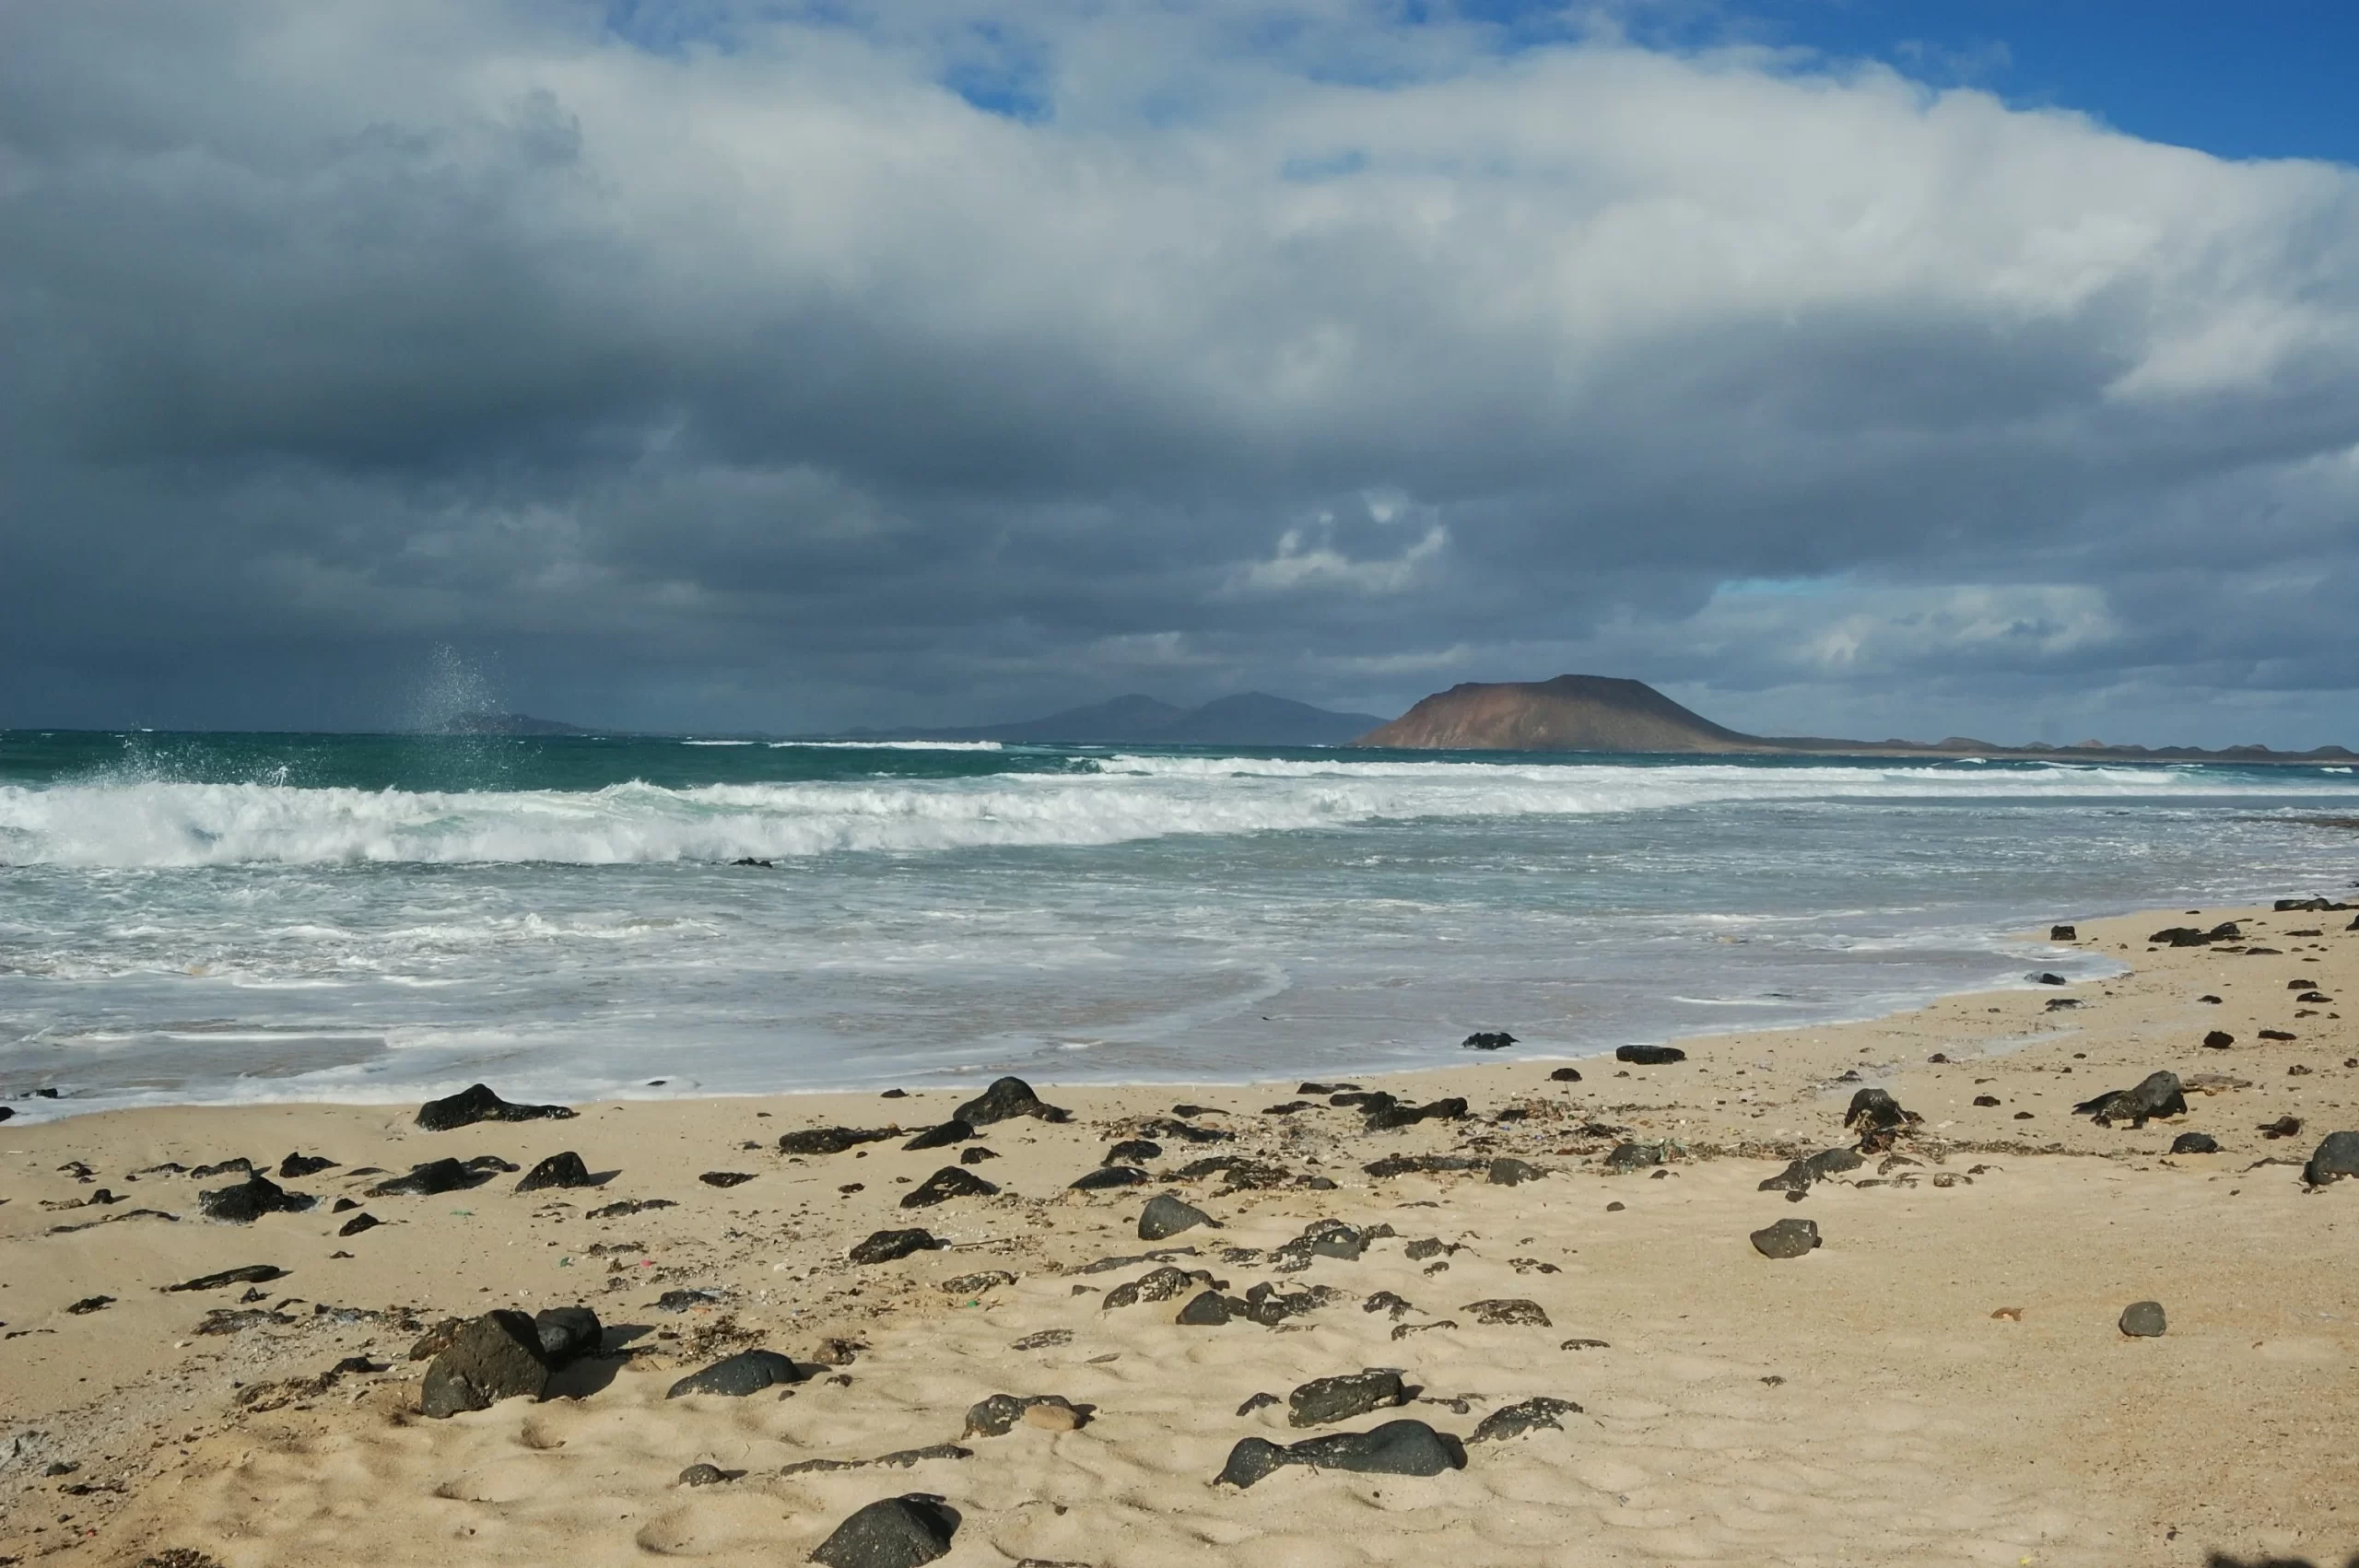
[
  {"xmin": 2, "ymin": 920, "xmax": 2131, "ymax": 1128},
  {"xmin": 5, "ymin": 900, "xmax": 2355, "ymax": 1566}
]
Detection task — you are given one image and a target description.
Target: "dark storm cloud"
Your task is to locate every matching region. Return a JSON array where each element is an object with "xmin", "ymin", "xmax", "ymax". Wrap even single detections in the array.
[{"xmin": 5, "ymin": 0, "xmax": 2359, "ymax": 742}]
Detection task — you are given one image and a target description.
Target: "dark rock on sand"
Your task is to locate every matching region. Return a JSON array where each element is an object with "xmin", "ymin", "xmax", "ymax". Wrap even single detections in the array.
[
  {"xmin": 276, "ymin": 1153, "xmax": 336, "ymax": 1178},
  {"xmin": 1287, "ymin": 1370, "xmax": 1411, "ymax": 1427},
  {"xmin": 1548, "ymin": 1067, "xmax": 1583, "ymax": 1082},
  {"xmin": 1216, "ymin": 1419, "xmax": 1467, "ymax": 1489},
  {"xmin": 2261, "ymin": 1115, "xmax": 2305, "ymax": 1139},
  {"xmin": 849, "ymin": 1228, "xmax": 945, "ymax": 1265},
  {"xmin": 2050, "ymin": 924, "xmax": 2078, "ymax": 941},
  {"xmin": 2029, "ymin": 971, "xmax": 2067, "ymax": 985},
  {"xmin": 415, "ymin": 1083, "xmax": 574, "ymax": 1132},
  {"xmin": 958, "ymin": 1147, "xmax": 997, "ymax": 1164},
  {"xmin": 962, "ymin": 1394, "xmax": 1089, "ymax": 1436},
  {"xmin": 198, "ymin": 1173, "xmax": 316, "ymax": 1223},
  {"xmin": 191, "ymin": 1157, "xmax": 254, "ymax": 1178},
  {"xmin": 516, "ymin": 1152, "xmax": 593, "ymax": 1192},
  {"xmin": 1464, "ymin": 1298, "xmax": 1551, "ymax": 1327},
  {"xmin": 1104, "ymin": 1266, "xmax": 1215, "ymax": 1308},
  {"xmin": 2148, "ymin": 922, "xmax": 2240, "ymax": 946},
  {"xmin": 2204, "ymin": 1031, "xmax": 2236, "ymax": 1049},
  {"xmin": 1273, "ymin": 1218, "xmax": 1374, "ymax": 1266},
  {"xmin": 940, "ymin": 1270, "xmax": 1017, "ymax": 1294},
  {"xmin": 2118, "ymin": 1301, "xmax": 2166, "ymax": 1337},
  {"xmin": 1602, "ymin": 1141, "xmax": 1663, "ymax": 1173},
  {"xmin": 164, "ymin": 1264, "xmax": 288, "ymax": 1293},
  {"xmin": 587, "ymin": 1198, "xmax": 676, "ymax": 1219},
  {"xmin": 1139, "ymin": 1195, "xmax": 1216, "ymax": 1240},
  {"xmin": 1844, "ymin": 1088, "xmax": 1919, "ymax": 1132},
  {"xmin": 779, "ymin": 1127, "xmax": 898, "ymax": 1156},
  {"xmin": 900, "ymin": 1120, "xmax": 973, "ymax": 1152},
  {"xmin": 1751, "ymin": 1218, "xmax": 1821, "ymax": 1258},
  {"xmin": 808, "ymin": 1495, "xmax": 960, "ymax": 1568},
  {"xmin": 420, "ymin": 1311, "xmax": 551, "ymax": 1417},
  {"xmin": 1364, "ymin": 1096, "xmax": 1469, "ymax": 1130},
  {"xmin": 666, "ymin": 1349, "xmax": 804, "ymax": 1398},
  {"xmin": 367, "ymin": 1158, "xmax": 482, "ymax": 1198},
  {"xmin": 533, "ymin": 1305, "xmax": 602, "ymax": 1364},
  {"xmin": 2303, "ymin": 1129, "xmax": 2359, "ymax": 1187},
  {"xmin": 2169, "ymin": 1132, "xmax": 2221, "ymax": 1155},
  {"xmin": 1104, "ymin": 1139, "xmax": 1163, "ymax": 1164},
  {"xmin": 1616, "ymin": 1045, "xmax": 1686, "ymax": 1066},
  {"xmin": 953, "ymin": 1075, "xmax": 1070, "ymax": 1126},
  {"xmin": 1461, "ymin": 1032, "xmax": 1518, "ymax": 1050},
  {"xmin": 1176, "ymin": 1289, "xmax": 1236, "ymax": 1325},
  {"xmin": 337, "ymin": 1212, "xmax": 381, "ymax": 1236},
  {"xmin": 1071, "ymin": 1166, "xmax": 1151, "ymax": 1191},
  {"xmin": 2072, "ymin": 1071, "xmax": 2189, "ymax": 1128},
  {"xmin": 678, "ymin": 1463, "xmax": 733, "ymax": 1486},
  {"xmin": 900, "ymin": 1167, "xmax": 1000, "ymax": 1208},
  {"xmin": 1488, "ymin": 1157, "xmax": 1548, "ymax": 1186},
  {"xmin": 1364, "ymin": 1153, "xmax": 1487, "ymax": 1178},
  {"xmin": 699, "ymin": 1171, "xmax": 757, "ymax": 1188},
  {"xmin": 1471, "ymin": 1395, "xmax": 1584, "ymax": 1443}
]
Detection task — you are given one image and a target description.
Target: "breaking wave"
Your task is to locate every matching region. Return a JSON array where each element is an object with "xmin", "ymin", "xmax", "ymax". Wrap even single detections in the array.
[{"xmin": 0, "ymin": 755, "xmax": 2328, "ymax": 869}]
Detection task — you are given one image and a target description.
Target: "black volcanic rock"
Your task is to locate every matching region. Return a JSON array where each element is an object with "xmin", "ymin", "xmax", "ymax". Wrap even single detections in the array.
[
  {"xmin": 415, "ymin": 1083, "xmax": 575, "ymax": 1132},
  {"xmin": 367, "ymin": 1158, "xmax": 482, "ymax": 1198},
  {"xmin": 900, "ymin": 1166, "xmax": 1000, "ymax": 1208},
  {"xmin": 1286, "ymin": 1370, "xmax": 1410, "ymax": 1427},
  {"xmin": 952, "ymin": 1076, "xmax": 1069, "ymax": 1126},
  {"xmin": 534, "ymin": 1305, "xmax": 602, "ymax": 1364},
  {"xmin": 516, "ymin": 1152, "xmax": 593, "ymax": 1192},
  {"xmin": 1215, "ymin": 1419, "xmax": 1467, "ymax": 1488},
  {"xmin": 1750, "ymin": 1218, "xmax": 1821, "ymax": 1258},
  {"xmin": 1616, "ymin": 1045, "xmax": 1686, "ymax": 1066},
  {"xmin": 164, "ymin": 1264, "xmax": 288, "ymax": 1293},
  {"xmin": 2304, "ymin": 1130, "xmax": 2359, "ymax": 1187},
  {"xmin": 666, "ymin": 1349, "xmax": 804, "ymax": 1398},
  {"xmin": 198, "ymin": 1173, "xmax": 315, "ymax": 1223},
  {"xmin": 2072, "ymin": 1071, "xmax": 2189, "ymax": 1128},
  {"xmin": 780, "ymin": 1126, "xmax": 898, "ymax": 1156},
  {"xmin": 900, "ymin": 1120, "xmax": 973, "ymax": 1151},
  {"xmin": 420, "ymin": 1311, "xmax": 550, "ymax": 1417},
  {"xmin": 1138, "ymin": 1195, "xmax": 1216, "ymax": 1240},
  {"xmin": 849, "ymin": 1228, "xmax": 946, "ymax": 1265},
  {"xmin": 1070, "ymin": 1166, "xmax": 1151, "ymax": 1190},
  {"xmin": 807, "ymin": 1494, "xmax": 960, "ymax": 1568}
]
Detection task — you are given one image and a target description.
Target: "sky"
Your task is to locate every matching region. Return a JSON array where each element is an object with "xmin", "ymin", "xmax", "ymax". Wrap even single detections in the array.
[{"xmin": 5, "ymin": 1, "xmax": 2358, "ymax": 745}]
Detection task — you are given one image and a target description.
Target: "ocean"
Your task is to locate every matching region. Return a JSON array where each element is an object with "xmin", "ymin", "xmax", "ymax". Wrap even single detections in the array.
[{"xmin": 3, "ymin": 731, "xmax": 2355, "ymax": 1119}]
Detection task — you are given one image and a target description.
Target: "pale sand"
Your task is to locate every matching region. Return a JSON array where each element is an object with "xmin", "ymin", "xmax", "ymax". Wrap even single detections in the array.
[{"xmin": 3, "ymin": 903, "xmax": 2356, "ymax": 1567}]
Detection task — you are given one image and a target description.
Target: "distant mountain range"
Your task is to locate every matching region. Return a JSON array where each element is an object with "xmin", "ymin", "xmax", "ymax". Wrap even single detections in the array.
[
  {"xmin": 875, "ymin": 692, "xmax": 1388, "ymax": 747},
  {"xmin": 1353, "ymin": 674, "xmax": 2355, "ymax": 761},
  {"xmin": 440, "ymin": 711, "xmax": 593, "ymax": 736},
  {"xmin": 442, "ymin": 679, "xmax": 2353, "ymax": 760}
]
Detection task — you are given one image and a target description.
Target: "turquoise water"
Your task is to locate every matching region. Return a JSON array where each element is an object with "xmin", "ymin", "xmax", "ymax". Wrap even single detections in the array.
[{"xmin": 3, "ymin": 731, "xmax": 2355, "ymax": 1117}]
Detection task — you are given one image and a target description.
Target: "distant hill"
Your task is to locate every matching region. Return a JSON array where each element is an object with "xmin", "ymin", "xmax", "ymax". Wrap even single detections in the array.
[
  {"xmin": 440, "ymin": 712, "xmax": 591, "ymax": 736},
  {"xmin": 1356, "ymin": 675, "xmax": 1755, "ymax": 753},
  {"xmin": 891, "ymin": 692, "xmax": 1388, "ymax": 746},
  {"xmin": 1351, "ymin": 674, "xmax": 2354, "ymax": 762}
]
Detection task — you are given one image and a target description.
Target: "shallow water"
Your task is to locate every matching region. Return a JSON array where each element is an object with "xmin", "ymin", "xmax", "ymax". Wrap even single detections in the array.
[{"xmin": 3, "ymin": 731, "xmax": 2354, "ymax": 1117}]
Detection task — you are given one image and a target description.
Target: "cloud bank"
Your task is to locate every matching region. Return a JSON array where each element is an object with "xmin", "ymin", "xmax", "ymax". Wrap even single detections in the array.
[{"xmin": 5, "ymin": 0, "xmax": 2357, "ymax": 743}]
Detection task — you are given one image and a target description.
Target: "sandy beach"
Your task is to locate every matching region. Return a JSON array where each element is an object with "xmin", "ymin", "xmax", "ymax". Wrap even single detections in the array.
[{"xmin": 4, "ymin": 901, "xmax": 2355, "ymax": 1568}]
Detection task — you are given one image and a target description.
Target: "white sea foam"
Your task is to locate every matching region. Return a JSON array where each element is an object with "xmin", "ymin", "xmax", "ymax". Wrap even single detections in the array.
[
  {"xmin": 0, "ymin": 755, "xmax": 2330, "ymax": 869},
  {"xmin": 766, "ymin": 740, "xmax": 1005, "ymax": 751}
]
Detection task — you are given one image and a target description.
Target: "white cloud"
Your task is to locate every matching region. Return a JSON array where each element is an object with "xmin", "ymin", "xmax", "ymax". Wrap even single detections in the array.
[{"xmin": 4, "ymin": 1, "xmax": 2358, "ymax": 738}]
